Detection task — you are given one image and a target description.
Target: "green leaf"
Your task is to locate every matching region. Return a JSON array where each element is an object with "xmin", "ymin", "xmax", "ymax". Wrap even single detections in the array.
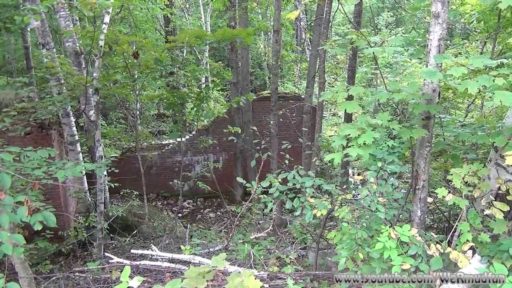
[
  {"xmin": 430, "ymin": 256, "xmax": 443, "ymax": 271},
  {"xmin": 10, "ymin": 234, "xmax": 26, "ymax": 246},
  {"xmin": 339, "ymin": 101, "xmax": 362, "ymax": 113},
  {"xmin": 0, "ymin": 243, "xmax": 13, "ymax": 255},
  {"xmin": 0, "ymin": 173, "xmax": 12, "ymax": 191},
  {"xmin": 164, "ymin": 279, "xmax": 183, "ymax": 288},
  {"xmin": 446, "ymin": 66, "xmax": 468, "ymax": 77},
  {"xmin": 114, "ymin": 283, "xmax": 128, "ymax": 288},
  {"xmin": 41, "ymin": 211, "xmax": 57, "ymax": 227},
  {"xmin": 211, "ymin": 253, "xmax": 228, "ymax": 268},
  {"xmin": 120, "ymin": 266, "xmax": 131, "ymax": 282},
  {"xmin": 435, "ymin": 187, "xmax": 449, "ymax": 198},
  {"xmin": 0, "ymin": 214, "xmax": 9, "ymax": 230},
  {"xmin": 16, "ymin": 206, "xmax": 29, "ymax": 222},
  {"xmin": 130, "ymin": 276, "xmax": 144, "ymax": 287},
  {"xmin": 226, "ymin": 271, "xmax": 262, "ymax": 288},
  {"xmin": 493, "ymin": 201, "xmax": 510, "ymax": 212},
  {"xmin": 491, "ymin": 262, "xmax": 509, "ymax": 275},
  {"xmin": 285, "ymin": 10, "xmax": 300, "ymax": 21},
  {"xmin": 422, "ymin": 68, "xmax": 443, "ymax": 81},
  {"xmin": 6, "ymin": 282, "xmax": 21, "ymax": 288},
  {"xmin": 478, "ymin": 233, "xmax": 491, "ymax": 243},
  {"xmin": 495, "ymin": 91, "xmax": 512, "ymax": 106},
  {"xmin": 491, "ymin": 219, "xmax": 508, "ymax": 234},
  {"xmin": 183, "ymin": 266, "xmax": 213, "ymax": 288},
  {"xmin": 498, "ymin": 0, "xmax": 512, "ymax": 9}
]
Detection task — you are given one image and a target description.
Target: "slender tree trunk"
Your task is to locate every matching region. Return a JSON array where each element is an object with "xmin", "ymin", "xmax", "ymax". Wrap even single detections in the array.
[
  {"xmin": 294, "ymin": 0, "xmax": 310, "ymax": 59},
  {"xmin": 228, "ymin": 0, "xmax": 244, "ymax": 202},
  {"xmin": 340, "ymin": 0, "xmax": 363, "ymax": 180},
  {"xmin": 490, "ymin": 8, "xmax": 502, "ymax": 59},
  {"xmin": 91, "ymin": 1, "xmax": 113, "ymax": 257},
  {"xmin": 11, "ymin": 254, "xmax": 36, "ymax": 288},
  {"xmin": 199, "ymin": 0, "xmax": 211, "ymax": 87},
  {"xmin": 26, "ymin": 0, "xmax": 90, "ymax": 217},
  {"xmin": 54, "ymin": 0, "xmax": 113, "ymax": 256},
  {"xmin": 21, "ymin": 25, "xmax": 38, "ymax": 100},
  {"xmin": 476, "ymin": 109, "xmax": 512, "ymax": 212},
  {"xmin": 270, "ymin": 0, "xmax": 282, "ymax": 173},
  {"xmin": 239, "ymin": 0, "xmax": 256, "ymax": 182},
  {"xmin": 4, "ymin": 32, "xmax": 17, "ymax": 78},
  {"xmin": 132, "ymin": 42, "xmax": 149, "ymax": 220},
  {"xmin": 302, "ymin": 0, "xmax": 326, "ymax": 171},
  {"xmin": 312, "ymin": 0, "xmax": 333, "ymax": 173},
  {"xmin": 270, "ymin": 0, "xmax": 286, "ymax": 231},
  {"xmin": 163, "ymin": 0, "xmax": 177, "ymax": 42},
  {"xmin": 411, "ymin": 0, "xmax": 449, "ymax": 231},
  {"xmin": 293, "ymin": 0, "xmax": 310, "ymax": 86}
]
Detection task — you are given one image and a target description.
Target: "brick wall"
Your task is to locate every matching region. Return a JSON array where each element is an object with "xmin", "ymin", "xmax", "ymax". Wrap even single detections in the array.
[
  {"xmin": 109, "ymin": 94, "xmax": 315, "ymax": 199},
  {"xmin": 1, "ymin": 126, "xmax": 74, "ymax": 231},
  {"xmin": 2, "ymin": 94, "xmax": 315, "ymax": 229}
]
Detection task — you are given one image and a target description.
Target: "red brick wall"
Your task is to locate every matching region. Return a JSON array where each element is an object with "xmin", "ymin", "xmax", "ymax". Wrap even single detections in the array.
[
  {"xmin": 109, "ymin": 94, "xmax": 315, "ymax": 199},
  {"xmin": 1, "ymin": 127, "xmax": 73, "ymax": 230},
  {"xmin": 2, "ymin": 94, "xmax": 315, "ymax": 230}
]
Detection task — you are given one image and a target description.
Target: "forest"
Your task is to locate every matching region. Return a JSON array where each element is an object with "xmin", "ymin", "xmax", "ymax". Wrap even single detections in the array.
[{"xmin": 0, "ymin": 0, "xmax": 511, "ymax": 287}]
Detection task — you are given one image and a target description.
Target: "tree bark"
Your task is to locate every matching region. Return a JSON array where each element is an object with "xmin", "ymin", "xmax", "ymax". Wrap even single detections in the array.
[
  {"xmin": 238, "ymin": 0, "xmax": 256, "ymax": 183},
  {"xmin": 475, "ymin": 109, "xmax": 512, "ymax": 213},
  {"xmin": 11, "ymin": 254, "xmax": 36, "ymax": 288},
  {"xmin": 340, "ymin": 0, "xmax": 363, "ymax": 180},
  {"xmin": 21, "ymin": 24, "xmax": 38, "ymax": 100},
  {"xmin": 163, "ymin": 0, "xmax": 177, "ymax": 42},
  {"xmin": 302, "ymin": 0, "xmax": 326, "ymax": 171},
  {"xmin": 91, "ymin": 1, "xmax": 113, "ymax": 257},
  {"xmin": 26, "ymin": 0, "xmax": 90, "ymax": 217},
  {"xmin": 199, "ymin": 0, "xmax": 212, "ymax": 87},
  {"xmin": 294, "ymin": 0, "xmax": 310, "ymax": 59},
  {"xmin": 411, "ymin": 0, "xmax": 449, "ymax": 231},
  {"xmin": 311, "ymin": 0, "xmax": 333, "ymax": 172},
  {"xmin": 227, "ymin": 0, "xmax": 244, "ymax": 202},
  {"xmin": 270, "ymin": 0, "xmax": 286, "ymax": 231},
  {"xmin": 270, "ymin": 0, "xmax": 282, "ymax": 172},
  {"xmin": 53, "ymin": 0, "xmax": 113, "ymax": 255}
]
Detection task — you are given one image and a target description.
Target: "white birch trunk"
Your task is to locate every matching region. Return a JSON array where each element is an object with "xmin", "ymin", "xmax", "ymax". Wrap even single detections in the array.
[
  {"xmin": 90, "ymin": 1, "xmax": 113, "ymax": 257},
  {"xmin": 476, "ymin": 109, "xmax": 512, "ymax": 213},
  {"xmin": 26, "ymin": 0, "xmax": 90, "ymax": 217},
  {"xmin": 411, "ymin": 0, "xmax": 449, "ymax": 230},
  {"xmin": 199, "ymin": 0, "xmax": 211, "ymax": 87}
]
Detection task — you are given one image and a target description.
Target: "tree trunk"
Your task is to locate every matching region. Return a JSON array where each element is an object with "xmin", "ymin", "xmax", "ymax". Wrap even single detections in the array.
[
  {"xmin": 163, "ymin": 0, "xmax": 177, "ymax": 42},
  {"xmin": 11, "ymin": 254, "xmax": 36, "ymax": 288},
  {"xmin": 21, "ymin": 25, "xmax": 38, "ymax": 100},
  {"xmin": 91, "ymin": 1, "xmax": 113, "ymax": 257},
  {"xmin": 199, "ymin": 0, "xmax": 211, "ymax": 87},
  {"xmin": 270, "ymin": 0, "xmax": 282, "ymax": 173},
  {"xmin": 340, "ymin": 0, "xmax": 363, "ymax": 180},
  {"xmin": 302, "ymin": 0, "xmax": 326, "ymax": 171},
  {"xmin": 411, "ymin": 0, "xmax": 449, "ymax": 231},
  {"xmin": 238, "ymin": 0, "xmax": 256, "ymax": 183},
  {"xmin": 4, "ymin": 32, "xmax": 17, "ymax": 78},
  {"xmin": 270, "ymin": 0, "xmax": 286, "ymax": 231},
  {"xmin": 294, "ymin": 0, "xmax": 310, "ymax": 59},
  {"xmin": 54, "ymin": 0, "xmax": 113, "ymax": 255},
  {"xmin": 476, "ymin": 109, "xmax": 512, "ymax": 213},
  {"xmin": 311, "ymin": 0, "xmax": 333, "ymax": 172},
  {"xmin": 227, "ymin": 0, "xmax": 244, "ymax": 202},
  {"xmin": 26, "ymin": 0, "xmax": 90, "ymax": 217}
]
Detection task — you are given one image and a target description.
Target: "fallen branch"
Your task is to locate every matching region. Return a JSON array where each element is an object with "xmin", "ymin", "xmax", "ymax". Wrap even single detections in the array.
[
  {"xmin": 196, "ymin": 244, "xmax": 225, "ymax": 254},
  {"xmin": 105, "ymin": 253, "xmax": 188, "ymax": 270},
  {"xmin": 130, "ymin": 245, "xmax": 263, "ymax": 275}
]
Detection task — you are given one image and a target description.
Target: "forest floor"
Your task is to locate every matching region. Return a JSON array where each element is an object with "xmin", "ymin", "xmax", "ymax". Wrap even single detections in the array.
[{"xmin": 23, "ymin": 196, "xmax": 333, "ymax": 287}]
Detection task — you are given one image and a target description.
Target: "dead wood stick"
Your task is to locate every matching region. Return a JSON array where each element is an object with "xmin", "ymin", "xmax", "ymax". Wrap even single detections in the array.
[{"xmin": 105, "ymin": 253, "xmax": 188, "ymax": 270}]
